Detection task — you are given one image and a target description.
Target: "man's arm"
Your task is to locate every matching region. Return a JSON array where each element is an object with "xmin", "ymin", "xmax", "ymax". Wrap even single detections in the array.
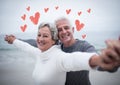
[
  {"xmin": 97, "ymin": 66, "xmax": 119, "ymax": 72},
  {"xmin": 20, "ymin": 39, "xmax": 37, "ymax": 47}
]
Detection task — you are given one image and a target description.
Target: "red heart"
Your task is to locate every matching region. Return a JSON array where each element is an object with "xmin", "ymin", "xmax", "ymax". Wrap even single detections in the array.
[
  {"xmin": 44, "ymin": 8, "xmax": 49, "ymax": 13},
  {"xmin": 30, "ymin": 12, "xmax": 40, "ymax": 25},
  {"xmin": 21, "ymin": 14, "xmax": 26, "ymax": 21},
  {"xmin": 26, "ymin": 6, "xmax": 30, "ymax": 11},
  {"xmin": 75, "ymin": 19, "xmax": 84, "ymax": 31},
  {"xmin": 82, "ymin": 34, "xmax": 86, "ymax": 39},
  {"xmin": 66, "ymin": 9, "xmax": 71, "ymax": 14},
  {"xmin": 20, "ymin": 24, "xmax": 27, "ymax": 32},
  {"xmin": 78, "ymin": 11, "xmax": 82, "ymax": 16},
  {"xmin": 87, "ymin": 8, "xmax": 91, "ymax": 13},
  {"xmin": 55, "ymin": 6, "xmax": 59, "ymax": 10}
]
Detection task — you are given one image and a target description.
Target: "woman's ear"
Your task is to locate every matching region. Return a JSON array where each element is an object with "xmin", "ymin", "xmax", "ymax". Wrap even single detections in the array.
[{"xmin": 52, "ymin": 40, "xmax": 56, "ymax": 45}]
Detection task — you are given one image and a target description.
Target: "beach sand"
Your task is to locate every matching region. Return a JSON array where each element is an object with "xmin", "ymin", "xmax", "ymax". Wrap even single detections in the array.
[
  {"xmin": 90, "ymin": 69, "xmax": 120, "ymax": 85},
  {"xmin": 0, "ymin": 61, "xmax": 120, "ymax": 85},
  {"xmin": 0, "ymin": 62, "xmax": 34, "ymax": 85},
  {"xmin": 0, "ymin": 50, "xmax": 120, "ymax": 85}
]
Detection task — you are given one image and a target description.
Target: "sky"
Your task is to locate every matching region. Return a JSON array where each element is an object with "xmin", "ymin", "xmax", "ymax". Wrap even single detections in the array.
[{"xmin": 0, "ymin": 0, "xmax": 120, "ymax": 41}]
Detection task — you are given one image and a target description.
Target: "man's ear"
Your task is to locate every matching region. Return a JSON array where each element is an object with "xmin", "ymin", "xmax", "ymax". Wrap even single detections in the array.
[
  {"xmin": 72, "ymin": 27, "xmax": 74, "ymax": 33},
  {"xmin": 57, "ymin": 33, "xmax": 60, "ymax": 39}
]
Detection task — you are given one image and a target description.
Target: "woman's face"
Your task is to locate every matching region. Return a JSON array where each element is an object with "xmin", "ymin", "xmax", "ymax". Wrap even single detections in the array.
[{"xmin": 36, "ymin": 26, "xmax": 55, "ymax": 52}]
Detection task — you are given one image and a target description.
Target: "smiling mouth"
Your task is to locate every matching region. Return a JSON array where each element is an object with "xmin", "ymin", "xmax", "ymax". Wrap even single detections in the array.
[
  {"xmin": 38, "ymin": 41, "xmax": 46, "ymax": 46},
  {"xmin": 61, "ymin": 33, "xmax": 70, "ymax": 40}
]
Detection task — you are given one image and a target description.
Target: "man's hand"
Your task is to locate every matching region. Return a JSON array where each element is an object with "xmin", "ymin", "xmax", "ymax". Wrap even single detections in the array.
[
  {"xmin": 90, "ymin": 39, "xmax": 120, "ymax": 70},
  {"xmin": 104, "ymin": 38, "xmax": 120, "ymax": 67},
  {"xmin": 99, "ymin": 48, "xmax": 119, "ymax": 70}
]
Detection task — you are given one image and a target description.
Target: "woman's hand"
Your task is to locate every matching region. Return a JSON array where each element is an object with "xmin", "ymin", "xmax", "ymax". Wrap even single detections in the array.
[
  {"xmin": 4, "ymin": 35, "xmax": 16, "ymax": 44},
  {"xmin": 89, "ymin": 39, "xmax": 120, "ymax": 70},
  {"xmin": 104, "ymin": 39, "xmax": 120, "ymax": 67}
]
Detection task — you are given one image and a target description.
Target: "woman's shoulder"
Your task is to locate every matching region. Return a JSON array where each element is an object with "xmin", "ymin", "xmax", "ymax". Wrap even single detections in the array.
[{"xmin": 51, "ymin": 45, "xmax": 61, "ymax": 51}]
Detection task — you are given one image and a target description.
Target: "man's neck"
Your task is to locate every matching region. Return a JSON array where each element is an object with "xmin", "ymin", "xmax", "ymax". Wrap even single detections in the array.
[{"xmin": 63, "ymin": 39, "xmax": 76, "ymax": 47}]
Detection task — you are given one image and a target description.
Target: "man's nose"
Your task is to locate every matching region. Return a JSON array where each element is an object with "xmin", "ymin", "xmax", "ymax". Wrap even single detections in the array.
[{"xmin": 62, "ymin": 28, "xmax": 67, "ymax": 33}]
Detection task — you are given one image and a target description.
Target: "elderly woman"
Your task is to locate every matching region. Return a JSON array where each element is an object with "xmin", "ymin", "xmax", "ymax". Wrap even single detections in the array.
[{"xmin": 4, "ymin": 23, "xmax": 118, "ymax": 85}]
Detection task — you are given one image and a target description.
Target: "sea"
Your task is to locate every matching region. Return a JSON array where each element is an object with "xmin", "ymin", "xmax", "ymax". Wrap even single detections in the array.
[
  {"xmin": 0, "ymin": 33, "xmax": 37, "ymax": 64},
  {"xmin": 0, "ymin": 31, "xmax": 120, "ymax": 85}
]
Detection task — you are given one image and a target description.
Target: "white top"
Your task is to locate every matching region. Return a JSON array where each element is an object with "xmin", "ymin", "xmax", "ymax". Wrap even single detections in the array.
[{"xmin": 13, "ymin": 39, "xmax": 96, "ymax": 85}]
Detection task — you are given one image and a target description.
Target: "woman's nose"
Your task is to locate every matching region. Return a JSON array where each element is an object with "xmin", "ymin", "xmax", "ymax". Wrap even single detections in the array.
[{"xmin": 37, "ymin": 36, "xmax": 44, "ymax": 42}]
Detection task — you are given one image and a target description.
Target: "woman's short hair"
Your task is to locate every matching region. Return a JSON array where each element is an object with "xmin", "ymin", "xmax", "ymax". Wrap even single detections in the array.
[{"xmin": 38, "ymin": 22, "xmax": 58, "ymax": 43}]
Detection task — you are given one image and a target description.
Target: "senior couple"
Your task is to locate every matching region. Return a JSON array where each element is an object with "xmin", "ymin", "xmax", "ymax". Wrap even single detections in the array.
[{"xmin": 5, "ymin": 17, "xmax": 120, "ymax": 85}]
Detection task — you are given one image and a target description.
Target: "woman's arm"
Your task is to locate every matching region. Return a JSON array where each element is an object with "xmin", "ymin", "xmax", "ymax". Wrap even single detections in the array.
[
  {"xmin": 4, "ymin": 35, "xmax": 41, "ymax": 55},
  {"xmin": 57, "ymin": 51, "xmax": 96, "ymax": 72},
  {"xmin": 57, "ymin": 50, "xmax": 120, "ymax": 72}
]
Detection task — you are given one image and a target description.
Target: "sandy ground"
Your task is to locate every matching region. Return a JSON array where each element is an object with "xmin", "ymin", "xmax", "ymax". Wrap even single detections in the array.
[
  {"xmin": 0, "ymin": 61, "xmax": 34, "ymax": 85},
  {"xmin": 1, "ymin": 34, "xmax": 120, "ymax": 85},
  {"xmin": 90, "ymin": 69, "xmax": 120, "ymax": 85},
  {"xmin": 0, "ymin": 55, "xmax": 120, "ymax": 85}
]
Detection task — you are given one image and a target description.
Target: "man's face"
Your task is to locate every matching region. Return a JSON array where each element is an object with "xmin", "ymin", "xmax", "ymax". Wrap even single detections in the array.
[{"xmin": 56, "ymin": 19, "xmax": 74, "ymax": 44}]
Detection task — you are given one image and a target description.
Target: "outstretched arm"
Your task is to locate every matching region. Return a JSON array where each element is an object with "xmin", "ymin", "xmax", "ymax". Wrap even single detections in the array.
[
  {"xmin": 4, "ymin": 35, "xmax": 41, "ymax": 55},
  {"xmin": 90, "ymin": 39, "xmax": 120, "ymax": 71},
  {"xmin": 57, "ymin": 49, "xmax": 118, "ymax": 72},
  {"xmin": 80, "ymin": 40, "xmax": 119, "ymax": 72}
]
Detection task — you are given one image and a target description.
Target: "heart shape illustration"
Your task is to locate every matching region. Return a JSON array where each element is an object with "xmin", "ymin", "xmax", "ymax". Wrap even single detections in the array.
[
  {"xmin": 82, "ymin": 34, "xmax": 86, "ymax": 39},
  {"xmin": 78, "ymin": 11, "xmax": 82, "ymax": 16},
  {"xmin": 26, "ymin": 6, "xmax": 30, "ymax": 11},
  {"xmin": 21, "ymin": 14, "xmax": 26, "ymax": 21},
  {"xmin": 87, "ymin": 8, "xmax": 91, "ymax": 13},
  {"xmin": 44, "ymin": 8, "xmax": 49, "ymax": 13},
  {"xmin": 30, "ymin": 12, "xmax": 40, "ymax": 25},
  {"xmin": 20, "ymin": 24, "xmax": 27, "ymax": 32},
  {"xmin": 55, "ymin": 6, "xmax": 59, "ymax": 10},
  {"xmin": 66, "ymin": 9, "xmax": 71, "ymax": 14},
  {"xmin": 75, "ymin": 19, "xmax": 84, "ymax": 31}
]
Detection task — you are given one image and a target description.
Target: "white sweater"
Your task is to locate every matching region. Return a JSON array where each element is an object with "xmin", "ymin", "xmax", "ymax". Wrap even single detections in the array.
[{"xmin": 13, "ymin": 39, "xmax": 96, "ymax": 85}]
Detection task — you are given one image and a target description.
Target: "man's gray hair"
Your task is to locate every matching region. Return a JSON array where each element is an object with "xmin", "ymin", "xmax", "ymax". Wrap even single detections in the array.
[
  {"xmin": 55, "ymin": 17, "xmax": 72, "ymax": 28},
  {"xmin": 38, "ymin": 22, "xmax": 58, "ymax": 42}
]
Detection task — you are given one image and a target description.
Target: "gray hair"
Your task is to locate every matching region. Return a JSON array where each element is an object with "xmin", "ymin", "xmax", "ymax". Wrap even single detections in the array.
[
  {"xmin": 55, "ymin": 17, "xmax": 72, "ymax": 28},
  {"xmin": 38, "ymin": 22, "xmax": 58, "ymax": 42}
]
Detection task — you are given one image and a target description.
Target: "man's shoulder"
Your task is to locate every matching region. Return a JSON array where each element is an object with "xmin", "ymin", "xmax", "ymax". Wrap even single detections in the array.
[
  {"xmin": 76, "ymin": 39, "xmax": 90, "ymax": 46},
  {"xmin": 20, "ymin": 39, "xmax": 37, "ymax": 47},
  {"xmin": 76, "ymin": 39, "xmax": 96, "ymax": 52}
]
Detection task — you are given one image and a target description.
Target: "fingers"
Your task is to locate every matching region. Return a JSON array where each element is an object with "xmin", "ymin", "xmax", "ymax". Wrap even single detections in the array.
[
  {"xmin": 105, "ymin": 39, "xmax": 120, "ymax": 68},
  {"xmin": 105, "ymin": 40, "xmax": 114, "ymax": 49},
  {"xmin": 101, "ymin": 49, "xmax": 119, "ymax": 63},
  {"xmin": 100, "ymin": 47, "xmax": 120, "ymax": 69},
  {"xmin": 4, "ymin": 34, "xmax": 16, "ymax": 44},
  {"xmin": 105, "ymin": 39, "xmax": 120, "ymax": 48},
  {"xmin": 100, "ymin": 53, "xmax": 112, "ymax": 64},
  {"xmin": 105, "ymin": 39, "xmax": 120, "ymax": 55},
  {"xmin": 99, "ymin": 52, "xmax": 116, "ymax": 70},
  {"xmin": 4, "ymin": 35, "xmax": 9, "ymax": 41},
  {"xmin": 92, "ymin": 38, "xmax": 120, "ymax": 70},
  {"xmin": 100, "ymin": 62, "xmax": 115, "ymax": 70}
]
